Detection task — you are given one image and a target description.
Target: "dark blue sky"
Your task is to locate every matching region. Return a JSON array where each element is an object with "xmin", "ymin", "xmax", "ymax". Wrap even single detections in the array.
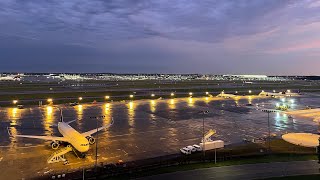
[{"xmin": 1, "ymin": 0, "xmax": 320, "ymax": 75}]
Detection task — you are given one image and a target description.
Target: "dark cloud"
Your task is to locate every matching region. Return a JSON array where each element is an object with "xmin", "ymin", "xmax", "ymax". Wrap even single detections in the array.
[
  {"xmin": 0, "ymin": 0, "xmax": 291, "ymax": 43},
  {"xmin": 0, "ymin": 0, "xmax": 320, "ymax": 74}
]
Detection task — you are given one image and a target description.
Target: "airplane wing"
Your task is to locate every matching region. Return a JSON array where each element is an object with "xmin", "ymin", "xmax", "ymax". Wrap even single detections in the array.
[
  {"xmin": 81, "ymin": 119, "xmax": 114, "ymax": 137},
  {"xmin": 7, "ymin": 127, "xmax": 68, "ymax": 142},
  {"xmin": 15, "ymin": 135, "xmax": 68, "ymax": 142},
  {"xmin": 66, "ymin": 119, "xmax": 77, "ymax": 124}
]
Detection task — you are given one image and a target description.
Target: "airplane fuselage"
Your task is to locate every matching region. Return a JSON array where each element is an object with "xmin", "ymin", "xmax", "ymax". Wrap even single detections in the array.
[{"xmin": 58, "ymin": 122, "xmax": 89, "ymax": 153}]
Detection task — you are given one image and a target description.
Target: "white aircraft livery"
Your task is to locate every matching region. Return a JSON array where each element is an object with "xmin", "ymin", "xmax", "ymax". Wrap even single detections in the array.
[{"xmin": 8, "ymin": 109, "xmax": 113, "ymax": 156}]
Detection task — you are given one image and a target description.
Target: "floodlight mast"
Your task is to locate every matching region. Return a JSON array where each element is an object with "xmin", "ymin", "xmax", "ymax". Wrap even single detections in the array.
[{"xmin": 89, "ymin": 115, "xmax": 106, "ymax": 171}]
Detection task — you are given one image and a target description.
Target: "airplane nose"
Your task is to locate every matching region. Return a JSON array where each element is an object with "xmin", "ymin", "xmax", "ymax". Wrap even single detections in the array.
[
  {"xmin": 81, "ymin": 145, "xmax": 89, "ymax": 153},
  {"xmin": 78, "ymin": 144, "xmax": 89, "ymax": 153}
]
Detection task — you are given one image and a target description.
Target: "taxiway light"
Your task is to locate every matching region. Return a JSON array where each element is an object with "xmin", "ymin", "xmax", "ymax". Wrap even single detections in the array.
[
  {"xmin": 261, "ymin": 90, "xmax": 264, "ymax": 92},
  {"xmin": 13, "ymin": 100, "xmax": 18, "ymax": 104},
  {"xmin": 273, "ymin": 90, "xmax": 276, "ymax": 93},
  {"xmin": 287, "ymin": 89, "xmax": 291, "ymax": 93}
]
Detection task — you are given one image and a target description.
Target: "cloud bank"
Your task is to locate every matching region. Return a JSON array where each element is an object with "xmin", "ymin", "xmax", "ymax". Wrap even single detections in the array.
[{"xmin": 0, "ymin": 0, "xmax": 320, "ymax": 75}]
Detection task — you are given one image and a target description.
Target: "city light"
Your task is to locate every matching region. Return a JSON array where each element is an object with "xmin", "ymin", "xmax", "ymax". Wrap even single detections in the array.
[
  {"xmin": 273, "ymin": 90, "xmax": 276, "ymax": 93},
  {"xmin": 12, "ymin": 100, "xmax": 18, "ymax": 105},
  {"xmin": 189, "ymin": 92, "xmax": 193, "ymax": 96},
  {"xmin": 170, "ymin": 92, "xmax": 175, "ymax": 97},
  {"xmin": 290, "ymin": 99, "xmax": 295, "ymax": 104},
  {"xmin": 78, "ymin": 97, "xmax": 83, "ymax": 101},
  {"xmin": 249, "ymin": 90, "xmax": 252, "ymax": 93},
  {"xmin": 129, "ymin": 94, "xmax": 134, "ymax": 98},
  {"xmin": 47, "ymin": 98, "xmax": 53, "ymax": 103},
  {"xmin": 151, "ymin": 93, "xmax": 155, "ymax": 97},
  {"xmin": 105, "ymin": 96, "xmax": 110, "ymax": 100},
  {"xmin": 276, "ymin": 103, "xmax": 280, "ymax": 107},
  {"xmin": 235, "ymin": 91, "xmax": 238, "ymax": 94},
  {"xmin": 287, "ymin": 89, "xmax": 291, "ymax": 93},
  {"xmin": 261, "ymin": 90, "xmax": 264, "ymax": 92},
  {"xmin": 205, "ymin": 91, "xmax": 209, "ymax": 95}
]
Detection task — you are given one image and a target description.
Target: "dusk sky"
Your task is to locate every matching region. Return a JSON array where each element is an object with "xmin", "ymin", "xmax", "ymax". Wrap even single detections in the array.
[{"xmin": 0, "ymin": 0, "xmax": 320, "ymax": 75}]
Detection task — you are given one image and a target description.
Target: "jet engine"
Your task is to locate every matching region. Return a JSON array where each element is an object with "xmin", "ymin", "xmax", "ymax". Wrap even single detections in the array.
[
  {"xmin": 86, "ymin": 136, "xmax": 95, "ymax": 145},
  {"xmin": 50, "ymin": 141, "xmax": 60, "ymax": 150}
]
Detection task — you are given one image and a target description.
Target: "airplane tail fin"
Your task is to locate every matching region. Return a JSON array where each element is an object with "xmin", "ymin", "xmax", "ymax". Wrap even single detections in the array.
[{"xmin": 59, "ymin": 108, "xmax": 64, "ymax": 122}]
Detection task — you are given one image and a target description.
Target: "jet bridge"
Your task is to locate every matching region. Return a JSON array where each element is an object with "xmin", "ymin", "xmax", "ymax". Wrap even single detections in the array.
[
  {"xmin": 201, "ymin": 129, "xmax": 216, "ymax": 143},
  {"xmin": 200, "ymin": 129, "xmax": 224, "ymax": 151},
  {"xmin": 47, "ymin": 145, "xmax": 73, "ymax": 164}
]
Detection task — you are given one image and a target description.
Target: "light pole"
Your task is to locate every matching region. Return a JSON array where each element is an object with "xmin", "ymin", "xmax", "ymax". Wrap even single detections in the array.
[
  {"xmin": 90, "ymin": 115, "xmax": 105, "ymax": 171},
  {"xmin": 267, "ymin": 111, "xmax": 271, "ymax": 152},
  {"xmin": 200, "ymin": 110, "xmax": 209, "ymax": 160},
  {"xmin": 317, "ymin": 137, "xmax": 320, "ymax": 165},
  {"xmin": 262, "ymin": 109, "xmax": 275, "ymax": 153},
  {"xmin": 203, "ymin": 112, "xmax": 205, "ymax": 159}
]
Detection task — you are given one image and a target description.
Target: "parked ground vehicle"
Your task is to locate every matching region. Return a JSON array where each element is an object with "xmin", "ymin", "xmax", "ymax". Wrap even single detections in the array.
[
  {"xmin": 192, "ymin": 144, "xmax": 202, "ymax": 152},
  {"xmin": 180, "ymin": 147, "xmax": 192, "ymax": 155},
  {"xmin": 187, "ymin": 145, "xmax": 196, "ymax": 153}
]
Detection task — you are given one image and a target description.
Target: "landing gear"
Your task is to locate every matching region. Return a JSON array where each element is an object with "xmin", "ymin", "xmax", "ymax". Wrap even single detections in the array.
[
  {"xmin": 71, "ymin": 148, "xmax": 87, "ymax": 159},
  {"xmin": 51, "ymin": 141, "xmax": 60, "ymax": 150},
  {"xmin": 80, "ymin": 153, "xmax": 86, "ymax": 158},
  {"xmin": 86, "ymin": 136, "xmax": 95, "ymax": 145}
]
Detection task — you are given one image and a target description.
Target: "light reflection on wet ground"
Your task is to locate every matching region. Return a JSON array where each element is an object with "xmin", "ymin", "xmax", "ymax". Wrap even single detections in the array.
[
  {"xmin": 1, "ymin": 96, "xmax": 319, "ymax": 146},
  {"xmin": 0, "ymin": 95, "xmax": 319, "ymax": 179}
]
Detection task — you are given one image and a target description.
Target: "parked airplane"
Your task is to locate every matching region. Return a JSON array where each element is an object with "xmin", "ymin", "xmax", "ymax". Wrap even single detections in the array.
[
  {"xmin": 216, "ymin": 92, "xmax": 236, "ymax": 98},
  {"xmin": 259, "ymin": 91, "xmax": 285, "ymax": 98},
  {"xmin": 8, "ymin": 109, "xmax": 113, "ymax": 157}
]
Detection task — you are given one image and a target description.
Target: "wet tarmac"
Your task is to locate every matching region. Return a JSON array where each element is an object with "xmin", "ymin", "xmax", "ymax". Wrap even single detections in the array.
[{"xmin": 0, "ymin": 95, "xmax": 319, "ymax": 179}]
